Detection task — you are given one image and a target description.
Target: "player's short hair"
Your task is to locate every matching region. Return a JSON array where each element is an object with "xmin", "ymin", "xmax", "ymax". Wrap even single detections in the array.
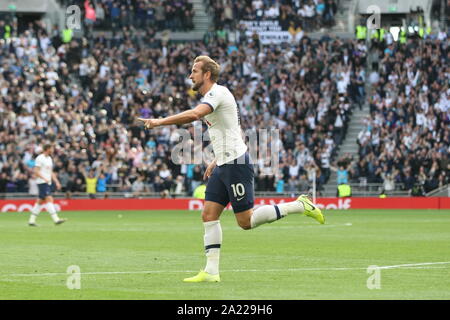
[
  {"xmin": 43, "ymin": 144, "xmax": 52, "ymax": 151},
  {"xmin": 194, "ymin": 56, "xmax": 220, "ymax": 82}
]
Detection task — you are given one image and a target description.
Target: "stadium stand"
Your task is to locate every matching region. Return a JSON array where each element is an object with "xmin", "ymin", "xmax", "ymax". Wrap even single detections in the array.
[
  {"xmin": 0, "ymin": 0, "xmax": 448, "ymax": 199},
  {"xmin": 0, "ymin": 18, "xmax": 365, "ymax": 197},
  {"xmin": 206, "ymin": 0, "xmax": 338, "ymax": 32},
  {"xmin": 352, "ymin": 37, "xmax": 449, "ymax": 196},
  {"xmin": 58, "ymin": 0, "xmax": 195, "ymax": 33}
]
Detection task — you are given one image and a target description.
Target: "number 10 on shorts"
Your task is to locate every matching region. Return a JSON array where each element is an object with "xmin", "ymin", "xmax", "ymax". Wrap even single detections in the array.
[{"xmin": 231, "ymin": 183, "xmax": 245, "ymax": 199}]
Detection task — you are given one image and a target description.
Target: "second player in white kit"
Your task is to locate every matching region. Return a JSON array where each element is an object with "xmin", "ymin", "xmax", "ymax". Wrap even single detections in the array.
[{"xmin": 28, "ymin": 144, "xmax": 66, "ymax": 226}]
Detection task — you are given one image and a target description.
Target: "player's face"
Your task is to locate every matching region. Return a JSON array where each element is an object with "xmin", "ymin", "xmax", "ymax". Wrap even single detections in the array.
[
  {"xmin": 189, "ymin": 62, "xmax": 205, "ymax": 91},
  {"xmin": 44, "ymin": 147, "xmax": 53, "ymax": 155}
]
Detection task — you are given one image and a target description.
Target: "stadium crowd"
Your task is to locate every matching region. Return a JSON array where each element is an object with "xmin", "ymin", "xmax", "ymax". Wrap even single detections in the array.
[
  {"xmin": 339, "ymin": 37, "xmax": 449, "ymax": 195},
  {"xmin": 207, "ymin": 0, "xmax": 338, "ymax": 32},
  {"xmin": 0, "ymin": 11, "xmax": 368, "ymax": 197},
  {"xmin": 0, "ymin": 7, "xmax": 448, "ymax": 198},
  {"xmin": 59, "ymin": 0, "xmax": 195, "ymax": 33}
]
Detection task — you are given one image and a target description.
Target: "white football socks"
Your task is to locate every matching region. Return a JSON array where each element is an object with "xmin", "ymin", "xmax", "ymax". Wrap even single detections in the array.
[
  {"xmin": 250, "ymin": 205, "xmax": 282, "ymax": 228},
  {"xmin": 45, "ymin": 202, "xmax": 61, "ymax": 223},
  {"xmin": 250, "ymin": 201, "xmax": 305, "ymax": 229},
  {"xmin": 203, "ymin": 220, "xmax": 222, "ymax": 275},
  {"xmin": 276, "ymin": 201, "xmax": 305, "ymax": 216},
  {"xmin": 29, "ymin": 203, "xmax": 43, "ymax": 224},
  {"xmin": 201, "ymin": 201, "xmax": 306, "ymax": 274}
]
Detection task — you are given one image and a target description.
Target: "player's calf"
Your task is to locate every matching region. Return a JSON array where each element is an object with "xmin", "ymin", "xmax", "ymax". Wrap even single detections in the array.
[
  {"xmin": 237, "ymin": 221, "xmax": 252, "ymax": 230},
  {"xmin": 246, "ymin": 197, "xmax": 324, "ymax": 229},
  {"xmin": 235, "ymin": 209, "xmax": 253, "ymax": 230}
]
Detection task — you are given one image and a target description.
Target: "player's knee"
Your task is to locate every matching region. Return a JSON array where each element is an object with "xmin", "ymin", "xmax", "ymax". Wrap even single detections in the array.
[{"xmin": 201, "ymin": 210, "xmax": 219, "ymax": 222}]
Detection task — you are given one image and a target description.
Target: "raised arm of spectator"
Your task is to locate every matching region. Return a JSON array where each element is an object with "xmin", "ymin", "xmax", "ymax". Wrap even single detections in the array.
[
  {"xmin": 79, "ymin": 164, "xmax": 88, "ymax": 178},
  {"xmin": 95, "ymin": 164, "xmax": 103, "ymax": 178}
]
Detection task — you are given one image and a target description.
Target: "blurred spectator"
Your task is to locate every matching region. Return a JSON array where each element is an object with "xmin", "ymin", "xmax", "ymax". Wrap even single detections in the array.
[
  {"xmin": 0, "ymin": 172, "xmax": 7, "ymax": 196},
  {"xmin": 82, "ymin": 166, "xmax": 99, "ymax": 199},
  {"xmin": 131, "ymin": 174, "xmax": 147, "ymax": 196},
  {"xmin": 96, "ymin": 170, "xmax": 109, "ymax": 197},
  {"xmin": 173, "ymin": 175, "xmax": 185, "ymax": 195},
  {"xmin": 84, "ymin": 0, "xmax": 96, "ymax": 37}
]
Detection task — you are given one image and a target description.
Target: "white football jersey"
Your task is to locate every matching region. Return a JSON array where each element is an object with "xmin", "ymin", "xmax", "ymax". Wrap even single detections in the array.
[
  {"xmin": 35, "ymin": 154, "xmax": 53, "ymax": 185},
  {"xmin": 202, "ymin": 83, "xmax": 247, "ymax": 166}
]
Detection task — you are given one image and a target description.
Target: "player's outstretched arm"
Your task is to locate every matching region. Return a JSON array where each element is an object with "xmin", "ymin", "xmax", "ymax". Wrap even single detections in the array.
[{"xmin": 137, "ymin": 103, "xmax": 212, "ymax": 129}]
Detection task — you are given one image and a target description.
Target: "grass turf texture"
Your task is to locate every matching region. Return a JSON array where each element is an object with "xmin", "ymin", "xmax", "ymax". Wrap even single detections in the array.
[{"xmin": 0, "ymin": 209, "xmax": 449, "ymax": 300}]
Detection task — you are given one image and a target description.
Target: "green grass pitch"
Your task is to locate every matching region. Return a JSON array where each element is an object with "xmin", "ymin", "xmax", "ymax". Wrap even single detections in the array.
[{"xmin": 0, "ymin": 209, "xmax": 449, "ymax": 300}]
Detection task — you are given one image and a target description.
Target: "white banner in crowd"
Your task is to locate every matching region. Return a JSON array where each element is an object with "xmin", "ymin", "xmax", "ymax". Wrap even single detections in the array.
[
  {"xmin": 251, "ymin": 31, "xmax": 293, "ymax": 44},
  {"xmin": 241, "ymin": 20, "xmax": 293, "ymax": 44}
]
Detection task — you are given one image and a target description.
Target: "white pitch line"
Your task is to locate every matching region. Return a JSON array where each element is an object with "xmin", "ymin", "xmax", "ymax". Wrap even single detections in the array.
[
  {"xmin": 5, "ymin": 270, "xmax": 190, "ymax": 277},
  {"xmin": 378, "ymin": 261, "xmax": 450, "ymax": 269},
  {"xmin": 2, "ymin": 262, "xmax": 450, "ymax": 277}
]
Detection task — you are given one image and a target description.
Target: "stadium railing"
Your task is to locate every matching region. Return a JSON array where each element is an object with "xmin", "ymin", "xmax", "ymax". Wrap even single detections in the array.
[
  {"xmin": 327, "ymin": 183, "xmax": 427, "ymax": 197},
  {"xmin": 426, "ymin": 184, "xmax": 450, "ymax": 197},
  {"xmin": 0, "ymin": 183, "xmax": 432, "ymax": 200}
]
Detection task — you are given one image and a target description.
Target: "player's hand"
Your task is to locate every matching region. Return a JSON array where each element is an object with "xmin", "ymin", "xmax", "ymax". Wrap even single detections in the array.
[
  {"xmin": 203, "ymin": 161, "xmax": 217, "ymax": 180},
  {"xmin": 55, "ymin": 182, "xmax": 62, "ymax": 190},
  {"xmin": 138, "ymin": 118, "xmax": 160, "ymax": 129}
]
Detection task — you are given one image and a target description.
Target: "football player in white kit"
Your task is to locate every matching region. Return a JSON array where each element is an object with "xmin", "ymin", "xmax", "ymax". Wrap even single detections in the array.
[
  {"xmin": 28, "ymin": 144, "xmax": 66, "ymax": 226},
  {"xmin": 138, "ymin": 56, "xmax": 324, "ymax": 282}
]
